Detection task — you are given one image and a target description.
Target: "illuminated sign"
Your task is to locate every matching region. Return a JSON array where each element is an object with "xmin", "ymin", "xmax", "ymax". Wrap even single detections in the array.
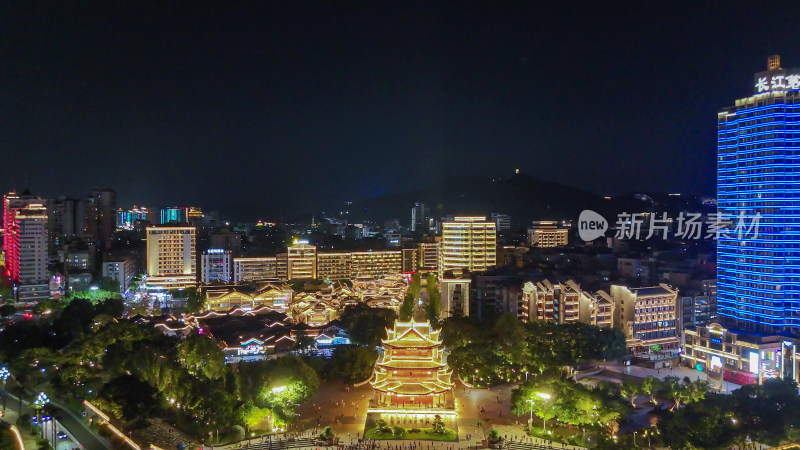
[
  {"xmin": 749, "ymin": 351, "xmax": 759, "ymax": 374},
  {"xmin": 784, "ymin": 340, "xmax": 793, "ymax": 347},
  {"xmin": 206, "ymin": 249, "xmax": 226, "ymax": 254},
  {"xmin": 710, "ymin": 355, "xmax": 722, "ymax": 370},
  {"xmin": 754, "ymin": 70, "xmax": 800, "ymax": 93}
]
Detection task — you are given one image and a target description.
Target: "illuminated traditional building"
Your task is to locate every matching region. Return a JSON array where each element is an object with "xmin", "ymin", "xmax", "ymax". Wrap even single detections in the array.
[
  {"xmin": 145, "ymin": 226, "xmax": 197, "ymax": 290},
  {"xmin": 205, "ymin": 282, "xmax": 293, "ymax": 311},
  {"xmin": 370, "ymin": 319, "xmax": 454, "ymax": 413},
  {"xmin": 439, "ymin": 216, "xmax": 496, "ymax": 277},
  {"xmin": 527, "ymin": 221, "xmax": 569, "ymax": 247}
]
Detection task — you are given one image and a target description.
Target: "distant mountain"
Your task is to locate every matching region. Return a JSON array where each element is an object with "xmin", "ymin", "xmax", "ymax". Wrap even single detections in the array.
[{"xmin": 345, "ymin": 173, "xmax": 603, "ymax": 227}]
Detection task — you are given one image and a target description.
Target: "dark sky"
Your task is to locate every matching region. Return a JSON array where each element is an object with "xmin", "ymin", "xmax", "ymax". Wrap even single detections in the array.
[{"xmin": 3, "ymin": 2, "xmax": 800, "ymax": 218}]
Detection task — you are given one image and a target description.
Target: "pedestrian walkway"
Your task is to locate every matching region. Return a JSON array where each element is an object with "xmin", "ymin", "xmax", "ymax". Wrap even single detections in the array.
[{"xmin": 2, "ymin": 402, "xmax": 42, "ymax": 450}]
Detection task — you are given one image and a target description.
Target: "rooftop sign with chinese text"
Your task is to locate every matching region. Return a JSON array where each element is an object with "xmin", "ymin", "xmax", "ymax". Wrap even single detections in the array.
[{"xmin": 754, "ymin": 69, "xmax": 800, "ymax": 94}]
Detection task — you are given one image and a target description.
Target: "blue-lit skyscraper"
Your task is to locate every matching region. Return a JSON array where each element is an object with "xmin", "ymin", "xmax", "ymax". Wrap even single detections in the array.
[{"xmin": 718, "ymin": 55, "xmax": 800, "ymax": 335}]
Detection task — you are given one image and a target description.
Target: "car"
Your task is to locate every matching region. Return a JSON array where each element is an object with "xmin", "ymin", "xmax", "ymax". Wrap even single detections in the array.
[{"xmin": 57, "ymin": 432, "xmax": 68, "ymax": 439}]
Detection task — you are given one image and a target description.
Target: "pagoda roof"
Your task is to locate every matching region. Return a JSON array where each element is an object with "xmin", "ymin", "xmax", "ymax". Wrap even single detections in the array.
[
  {"xmin": 383, "ymin": 319, "xmax": 442, "ymax": 347},
  {"xmin": 376, "ymin": 359, "xmax": 446, "ymax": 370},
  {"xmin": 371, "ymin": 376, "xmax": 454, "ymax": 395}
]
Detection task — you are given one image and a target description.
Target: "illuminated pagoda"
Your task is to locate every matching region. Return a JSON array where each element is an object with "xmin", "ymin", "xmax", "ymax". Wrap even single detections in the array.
[{"xmin": 370, "ymin": 319, "xmax": 454, "ymax": 413}]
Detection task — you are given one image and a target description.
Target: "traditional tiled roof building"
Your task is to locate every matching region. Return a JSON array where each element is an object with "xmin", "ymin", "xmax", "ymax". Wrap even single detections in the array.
[{"xmin": 370, "ymin": 319, "xmax": 454, "ymax": 412}]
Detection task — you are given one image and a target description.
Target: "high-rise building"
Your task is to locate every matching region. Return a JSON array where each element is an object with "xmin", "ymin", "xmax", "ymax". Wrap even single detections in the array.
[
  {"xmin": 7, "ymin": 203, "xmax": 50, "ymax": 302},
  {"xmin": 201, "ymin": 249, "xmax": 232, "ymax": 283},
  {"xmin": 286, "ymin": 242, "xmax": 317, "ymax": 280},
  {"xmin": 417, "ymin": 242, "xmax": 439, "ymax": 273},
  {"xmin": 439, "ymin": 216, "xmax": 496, "ymax": 277},
  {"xmin": 116, "ymin": 206, "xmax": 154, "ymax": 230},
  {"xmin": 145, "ymin": 226, "xmax": 196, "ymax": 290},
  {"xmin": 102, "ymin": 255, "xmax": 137, "ymax": 293},
  {"xmin": 527, "ymin": 221, "xmax": 569, "ymax": 247},
  {"xmin": 160, "ymin": 207, "xmax": 188, "ymax": 225},
  {"xmin": 717, "ymin": 55, "xmax": 800, "ymax": 335},
  {"xmin": 92, "ymin": 188, "xmax": 116, "ymax": 249},
  {"xmin": 411, "ymin": 202, "xmax": 427, "ymax": 232},
  {"xmin": 8, "ymin": 203, "xmax": 49, "ymax": 284},
  {"xmin": 3, "ymin": 191, "xmax": 41, "ymax": 267},
  {"xmin": 491, "ymin": 213, "xmax": 511, "ymax": 232}
]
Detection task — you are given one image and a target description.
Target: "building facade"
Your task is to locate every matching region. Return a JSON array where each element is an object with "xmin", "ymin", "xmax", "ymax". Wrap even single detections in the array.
[
  {"xmin": 611, "ymin": 284, "xmax": 679, "ymax": 353},
  {"xmin": 102, "ymin": 255, "xmax": 137, "ymax": 293},
  {"xmin": 370, "ymin": 319, "xmax": 454, "ymax": 413},
  {"xmin": 417, "ymin": 242, "xmax": 439, "ymax": 273},
  {"xmin": 717, "ymin": 55, "xmax": 800, "ymax": 335},
  {"xmin": 8, "ymin": 203, "xmax": 50, "ymax": 302},
  {"xmin": 439, "ymin": 216, "xmax": 496, "ymax": 277},
  {"xmin": 202, "ymin": 249, "xmax": 232, "ymax": 283},
  {"xmin": 145, "ymin": 226, "xmax": 197, "ymax": 290},
  {"xmin": 527, "ymin": 221, "xmax": 569, "ymax": 247},
  {"xmin": 232, "ymin": 257, "xmax": 281, "ymax": 282}
]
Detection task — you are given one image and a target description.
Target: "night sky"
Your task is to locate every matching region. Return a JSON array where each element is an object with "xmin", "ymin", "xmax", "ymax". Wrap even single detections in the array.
[{"xmin": 3, "ymin": 2, "xmax": 800, "ymax": 218}]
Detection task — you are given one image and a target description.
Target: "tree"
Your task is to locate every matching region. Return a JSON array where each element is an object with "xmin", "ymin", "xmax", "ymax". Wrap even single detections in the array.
[
  {"xmin": 492, "ymin": 313, "xmax": 528, "ymax": 366},
  {"xmin": 424, "ymin": 274, "xmax": 441, "ymax": 323},
  {"xmin": 432, "ymin": 415, "xmax": 446, "ymax": 434},
  {"xmin": 99, "ymin": 374, "xmax": 159, "ymax": 421},
  {"xmin": 640, "ymin": 376, "xmax": 660, "ymax": 404},
  {"xmin": 328, "ymin": 346, "xmax": 378, "ymax": 382},
  {"xmin": 399, "ymin": 292, "xmax": 415, "ymax": 321},
  {"xmin": 99, "ymin": 277, "xmax": 121, "ymax": 293},
  {"xmin": 178, "ymin": 334, "xmax": 226, "ymax": 380},
  {"xmin": 185, "ymin": 288, "xmax": 206, "ymax": 314},
  {"xmin": 339, "ymin": 304, "xmax": 397, "ymax": 347},
  {"xmin": 293, "ymin": 331, "xmax": 315, "ymax": 351},
  {"xmin": 619, "ymin": 381, "xmax": 639, "ymax": 407}
]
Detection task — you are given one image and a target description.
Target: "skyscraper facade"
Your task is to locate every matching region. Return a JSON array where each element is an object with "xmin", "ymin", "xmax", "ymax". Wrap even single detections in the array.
[
  {"xmin": 439, "ymin": 216, "xmax": 497, "ymax": 277},
  {"xmin": 145, "ymin": 226, "xmax": 197, "ymax": 290},
  {"xmin": 718, "ymin": 55, "xmax": 800, "ymax": 335}
]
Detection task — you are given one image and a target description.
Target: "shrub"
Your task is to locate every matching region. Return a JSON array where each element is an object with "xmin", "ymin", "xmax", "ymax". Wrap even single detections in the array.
[
  {"xmin": 392, "ymin": 426, "xmax": 404, "ymax": 437},
  {"xmin": 410, "ymin": 428, "xmax": 421, "ymax": 433},
  {"xmin": 230, "ymin": 425, "xmax": 245, "ymax": 441}
]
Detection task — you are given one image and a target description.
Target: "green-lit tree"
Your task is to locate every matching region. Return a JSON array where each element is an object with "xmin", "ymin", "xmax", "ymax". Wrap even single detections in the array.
[
  {"xmin": 424, "ymin": 274, "xmax": 441, "ymax": 323},
  {"xmin": 640, "ymin": 376, "xmax": 660, "ymax": 404},
  {"xmin": 399, "ymin": 292, "xmax": 415, "ymax": 321},
  {"xmin": 619, "ymin": 381, "xmax": 639, "ymax": 407}
]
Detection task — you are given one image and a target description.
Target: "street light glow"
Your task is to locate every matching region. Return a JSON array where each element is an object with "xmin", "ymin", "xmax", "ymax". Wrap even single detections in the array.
[
  {"xmin": 271, "ymin": 385, "xmax": 287, "ymax": 393},
  {"xmin": 536, "ymin": 392, "xmax": 551, "ymax": 399}
]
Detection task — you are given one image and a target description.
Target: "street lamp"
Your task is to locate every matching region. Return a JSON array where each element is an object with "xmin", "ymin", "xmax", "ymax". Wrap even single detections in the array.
[
  {"xmin": 527, "ymin": 393, "xmax": 552, "ymax": 433},
  {"xmin": 0, "ymin": 367, "xmax": 9, "ymax": 410},
  {"xmin": 633, "ymin": 431, "xmax": 637, "ymax": 447},
  {"xmin": 34, "ymin": 392, "xmax": 49, "ymax": 434}
]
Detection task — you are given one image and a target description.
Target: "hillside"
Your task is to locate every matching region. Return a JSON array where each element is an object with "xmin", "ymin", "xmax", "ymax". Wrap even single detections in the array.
[{"xmin": 345, "ymin": 173, "xmax": 603, "ymax": 227}]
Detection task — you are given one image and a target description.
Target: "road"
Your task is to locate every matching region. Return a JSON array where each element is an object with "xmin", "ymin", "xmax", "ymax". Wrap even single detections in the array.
[
  {"xmin": 6, "ymin": 392, "xmax": 108, "ymax": 450},
  {"xmin": 49, "ymin": 402, "xmax": 108, "ymax": 450}
]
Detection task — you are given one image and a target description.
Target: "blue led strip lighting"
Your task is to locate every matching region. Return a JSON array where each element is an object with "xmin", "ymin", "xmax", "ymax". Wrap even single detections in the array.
[{"xmin": 717, "ymin": 94, "xmax": 800, "ymax": 331}]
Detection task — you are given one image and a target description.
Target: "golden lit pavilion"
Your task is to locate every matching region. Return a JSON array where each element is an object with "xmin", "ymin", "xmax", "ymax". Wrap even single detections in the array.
[{"xmin": 370, "ymin": 319, "xmax": 454, "ymax": 412}]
